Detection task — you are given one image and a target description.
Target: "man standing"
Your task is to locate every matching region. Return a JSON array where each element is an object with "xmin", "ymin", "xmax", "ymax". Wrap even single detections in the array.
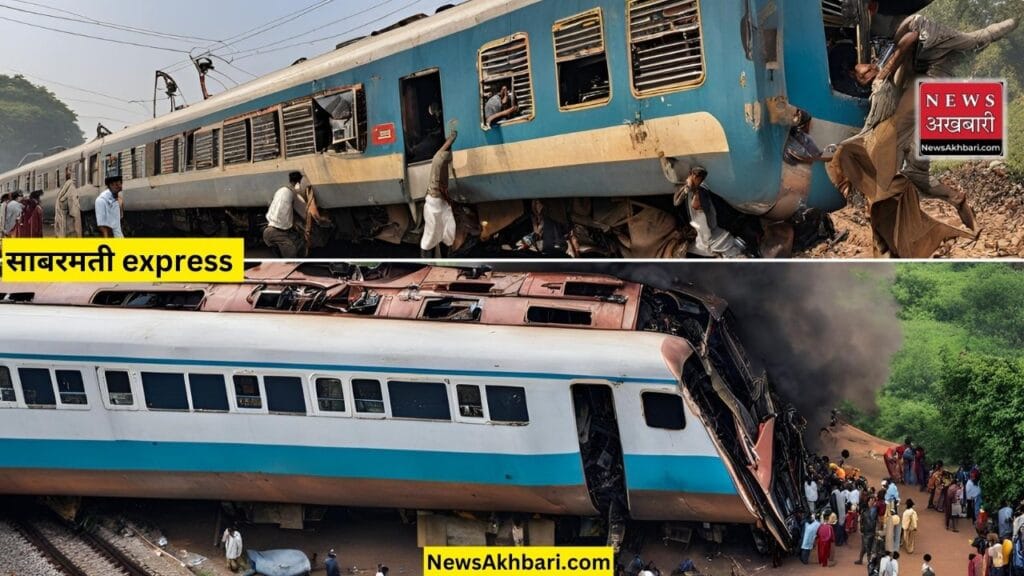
[
  {"xmin": 224, "ymin": 526, "xmax": 243, "ymax": 572},
  {"xmin": 966, "ymin": 477, "xmax": 982, "ymax": 524},
  {"xmin": 95, "ymin": 176, "xmax": 124, "ymax": 238},
  {"xmin": 857, "ymin": 495, "xmax": 879, "ymax": 565},
  {"xmin": 264, "ymin": 172, "xmax": 311, "ymax": 258},
  {"xmin": 879, "ymin": 551, "xmax": 895, "ymax": 576},
  {"xmin": 325, "ymin": 549, "xmax": 341, "ymax": 576},
  {"xmin": 801, "ymin": 515, "xmax": 820, "ymax": 564},
  {"xmin": 806, "ymin": 477, "xmax": 820, "ymax": 515},
  {"xmin": 903, "ymin": 499, "xmax": 919, "ymax": 554},
  {"xmin": 420, "ymin": 129, "xmax": 458, "ymax": 257},
  {"xmin": 921, "ymin": 553, "xmax": 935, "ymax": 576},
  {"xmin": 998, "ymin": 502, "xmax": 1014, "ymax": 540}
]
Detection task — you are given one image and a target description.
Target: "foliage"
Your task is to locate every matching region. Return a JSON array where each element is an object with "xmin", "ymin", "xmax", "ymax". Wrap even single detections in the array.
[
  {"xmin": 924, "ymin": 0, "xmax": 1024, "ymax": 95},
  {"xmin": 862, "ymin": 263, "xmax": 1024, "ymax": 505},
  {"xmin": 0, "ymin": 75, "xmax": 83, "ymax": 173}
]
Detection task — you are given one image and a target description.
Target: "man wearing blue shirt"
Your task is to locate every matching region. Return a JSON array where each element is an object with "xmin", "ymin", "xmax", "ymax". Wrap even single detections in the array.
[
  {"xmin": 94, "ymin": 175, "xmax": 124, "ymax": 238},
  {"xmin": 801, "ymin": 516, "xmax": 821, "ymax": 564}
]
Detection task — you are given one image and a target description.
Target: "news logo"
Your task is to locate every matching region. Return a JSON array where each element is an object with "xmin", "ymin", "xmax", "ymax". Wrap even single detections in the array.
[{"xmin": 918, "ymin": 80, "xmax": 1006, "ymax": 160}]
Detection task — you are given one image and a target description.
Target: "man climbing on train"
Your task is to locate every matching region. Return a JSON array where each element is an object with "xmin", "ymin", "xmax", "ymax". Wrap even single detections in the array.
[{"xmin": 421, "ymin": 129, "xmax": 458, "ymax": 257}]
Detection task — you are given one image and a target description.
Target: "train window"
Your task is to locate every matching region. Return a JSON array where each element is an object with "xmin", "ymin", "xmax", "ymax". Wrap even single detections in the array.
[
  {"xmin": 823, "ymin": 4, "xmax": 871, "ymax": 99},
  {"xmin": 642, "ymin": 392, "xmax": 686, "ymax": 430},
  {"xmin": 194, "ymin": 130, "xmax": 220, "ymax": 170},
  {"xmin": 88, "ymin": 154, "xmax": 98, "ymax": 185},
  {"xmin": 134, "ymin": 145, "xmax": 147, "ymax": 178},
  {"xmin": 232, "ymin": 375, "xmax": 263, "ymax": 409},
  {"xmin": 400, "ymin": 71, "xmax": 444, "ymax": 163},
  {"xmin": 313, "ymin": 88, "xmax": 367, "ymax": 154},
  {"xmin": 141, "ymin": 372, "xmax": 189, "ymax": 411},
  {"xmin": 55, "ymin": 370, "xmax": 87, "ymax": 405},
  {"xmin": 189, "ymin": 374, "xmax": 229, "ymax": 412},
  {"xmin": 265, "ymin": 376, "xmax": 306, "ymax": 414},
  {"xmin": 223, "ymin": 119, "xmax": 252, "ymax": 165},
  {"xmin": 486, "ymin": 386, "xmax": 529, "ymax": 423},
  {"xmin": 105, "ymin": 154, "xmax": 120, "ymax": 179},
  {"xmin": 42, "ymin": 172, "xmax": 48, "ymax": 190},
  {"xmin": 422, "ymin": 298, "xmax": 482, "ymax": 322},
  {"xmin": 456, "ymin": 385, "xmax": 484, "ymax": 418},
  {"xmin": 18, "ymin": 368, "xmax": 56, "ymax": 407},
  {"xmin": 554, "ymin": 9, "xmax": 611, "ymax": 110},
  {"xmin": 627, "ymin": 0, "xmax": 705, "ymax": 96},
  {"xmin": 478, "ymin": 33, "xmax": 535, "ymax": 127},
  {"xmin": 148, "ymin": 141, "xmax": 161, "ymax": 176},
  {"xmin": 388, "ymin": 381, "xmax": 451, "ymax": 421},
  {"xmin": 526, "ymin": 306, "xmax": 592, "ymax": 326},
  {"xmin": 119, "ymin": 149, "xmax": 133, "ymax": 180},
  {"xmin": 104, "ymin": 370, "xmax": 134, "ymax": 406},
  {"xmin": 252, "ymin": 111, "xmax": 282, "ymax": 162},
  {"xmin": 315, "ymin": 378, "xmax": 346, "ymax": 412},
  {"xmin": 283, "ymin": 102, "xmax": 317, "ymax": 158},
  {"xmin": 0, "ymin": 367, "xmax": 15, "ymax": 403},
  {"xmin": 160, "ymin": 138, "xmax": 180, "ymax": 174},
  {"xmin": 353, "ymin": 379, "xmax": 384, "ymax": 414}
]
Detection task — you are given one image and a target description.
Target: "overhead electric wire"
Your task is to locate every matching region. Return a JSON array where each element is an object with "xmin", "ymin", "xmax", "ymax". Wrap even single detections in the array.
[
  {"xmin": 6, "ymin": 69, "xmax": 155, "ymax": 113},
  {"xmin": 0, "ymin": 14, "xmax": 187, "ymax": 53},
  {"xmin": 0, "ymin": 1, "xmax": 218, "ymax": 43},
  {"xmin": 229, "ymin": 0, "xmax": 427, "ymax": 62},
  {"xmin": 60, "ymin": 97, "xmax": 151, "ymax": 116}
]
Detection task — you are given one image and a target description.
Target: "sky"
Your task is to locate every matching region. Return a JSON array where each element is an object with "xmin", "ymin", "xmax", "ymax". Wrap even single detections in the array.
[{"xmin": 0, "ymin": 0, "xmax": 453, "ymax": 138}]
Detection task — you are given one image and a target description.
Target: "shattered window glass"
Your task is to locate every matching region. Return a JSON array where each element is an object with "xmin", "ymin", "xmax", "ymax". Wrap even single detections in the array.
[
  {"xmin": 642, "ymin": 392, "xmax": 686, "ymax": 430},
  {"xmin": 353, "ymin": 379, "xmax": 385, "ymax": 414},
  {"xmin": 0, "ymin": 367, "xmax": 15, "ymax": 402},
  {"xmin": 316, "ymin": 378, "xmax": 346, "ymax": 412},
  {"xmin": 104, "ymin": 370, "xmax": 134, "ymax": 406},
  {"xmin": 486, "ymin": 386, "xmax": 529, "ymax": 423},
  {"xmin": 233, "ymin": 375, "xmax": 263, "ymax": 409},
  {"xmin": 457, "ymin": 385, "xmax": 484, "ymax": 418},
  {"xmin": 18, "ymin": 368, "xmax": 55, "ymax": 407},
  {"xmin": 55, "ymin": 370, "xmax": 87, "ymax": 405}
]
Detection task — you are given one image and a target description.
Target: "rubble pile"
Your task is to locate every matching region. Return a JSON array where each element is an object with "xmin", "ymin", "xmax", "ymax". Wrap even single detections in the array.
[{"xmin": 801, "ymin": 162, "xmax": 1024, "ymax": 259}]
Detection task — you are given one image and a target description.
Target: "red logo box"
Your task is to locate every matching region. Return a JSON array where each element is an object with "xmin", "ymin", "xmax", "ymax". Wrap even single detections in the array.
[
  {"xmin": 918, "ymin": 81, "xmax": 1006, "ymax": 159},
  {"xmin": 372, "ymin": 123, "xmax": 397, "ymax": 146}
]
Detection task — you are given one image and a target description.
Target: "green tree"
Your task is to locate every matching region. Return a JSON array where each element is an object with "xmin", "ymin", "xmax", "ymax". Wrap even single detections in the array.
[
  {"xmin": 924, "ymin": 0, "xmax": 1024, "ymax": 94},
  {"xmin": 0, "ymin": 75, "xmax": 83, "ymax": 173}
]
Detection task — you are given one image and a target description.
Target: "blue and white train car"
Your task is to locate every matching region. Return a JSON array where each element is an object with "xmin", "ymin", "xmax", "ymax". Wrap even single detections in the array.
[
  {"xmin": 0, "ymin": 266, "xmax": 807, "ymax": 549},
  {"xmin": 0, "ymin": 0, "xmax": 868, "ymax": 248}
]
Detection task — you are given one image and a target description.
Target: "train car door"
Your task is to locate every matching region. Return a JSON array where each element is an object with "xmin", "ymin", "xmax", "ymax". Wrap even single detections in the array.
[
  {"xmin": 571, "ymin": 383, "xmax": 629, "ymax": 543},
  {"xmin": 399, "ymin": 69, "xmax": 457, "ymax": 202}
]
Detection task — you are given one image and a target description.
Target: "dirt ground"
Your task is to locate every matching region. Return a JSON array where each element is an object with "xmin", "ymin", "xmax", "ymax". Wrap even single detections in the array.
[{"xmin": 800, "ymin": 162, "xmax": 1024, "ymax": 259}]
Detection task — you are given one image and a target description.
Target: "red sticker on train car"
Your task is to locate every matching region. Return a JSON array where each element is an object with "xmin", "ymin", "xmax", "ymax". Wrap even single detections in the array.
[
  {"xmin": 918, "ymin": 80, "xmax": 1006, "ymax": 159},
  {"xmin": 372, "ymin": 123, "xmax": 397, "ymax": 146}
]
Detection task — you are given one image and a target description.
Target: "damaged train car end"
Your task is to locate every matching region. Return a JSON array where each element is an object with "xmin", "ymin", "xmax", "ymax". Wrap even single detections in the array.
[{"xmin": 0, "ymin": 265, "xmax": 809, "ymax": 552}]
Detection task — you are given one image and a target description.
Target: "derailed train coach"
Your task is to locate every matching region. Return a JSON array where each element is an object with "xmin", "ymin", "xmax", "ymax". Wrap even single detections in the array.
[
  {"xmin": 0, "ymin": 264, "xmax": 809, "ymax": 551},
  {"xmin": 0, "ymin": 0, "xmax": 876, "ymax": 253}
]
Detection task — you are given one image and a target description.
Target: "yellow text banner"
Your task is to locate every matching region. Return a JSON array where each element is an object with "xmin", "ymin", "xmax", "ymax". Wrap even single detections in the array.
[
  {"xmin": 1, "ymin": 238, "xmax": 244, "ymax": 283},
  {"xmin": 424, "ymin": 547, "xmax": 614, "ymax": 576}
]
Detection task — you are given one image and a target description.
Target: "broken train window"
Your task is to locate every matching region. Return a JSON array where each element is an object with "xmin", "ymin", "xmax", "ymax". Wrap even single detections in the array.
[
  {"xmin": 457, "ymin": 384, "xmax": 484, "ymax": 418},
  {"xmin": 554, "ymin": 9, "xmax": 611, "ymax": 110},
  {"xmin": 628, "ymin": 0, "xmax": 705, "ymax": 96},
  {"xmin": 313, "ymin": 86, "xmax": 367, "ymax": 154},
  {"xmin": 479, "ymin": 33, "xmax": 535, "ymax": 127},
  {"xmin": 422, "ymin": 298, "xmax": 482, "ymax": 322}
]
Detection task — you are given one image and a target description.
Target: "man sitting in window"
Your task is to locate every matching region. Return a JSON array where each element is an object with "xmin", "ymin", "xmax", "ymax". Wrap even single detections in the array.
[{"xmin": 484, "ymin": 82, "xmax": 519, "ymax": 127}]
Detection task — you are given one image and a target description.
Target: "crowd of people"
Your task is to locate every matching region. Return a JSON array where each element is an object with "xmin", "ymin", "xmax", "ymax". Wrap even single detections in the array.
[
  {"xmin": 0, "ymin": 189, "xmax": 44, "ymax": 239},
  {"xmin": 800, "ymin": 436, "xmax": 1024, "ymax": 575}
]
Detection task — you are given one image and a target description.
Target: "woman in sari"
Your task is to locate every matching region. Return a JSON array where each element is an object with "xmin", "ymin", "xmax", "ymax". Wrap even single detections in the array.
[{"xmin": 818, "ymin": 513, "xmax": 836, "ymax": 567}]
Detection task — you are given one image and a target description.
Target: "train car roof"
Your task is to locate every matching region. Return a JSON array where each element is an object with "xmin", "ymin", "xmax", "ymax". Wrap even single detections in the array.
[
  {"xmin": 1, "ymin": 0, "xmax": 536, "ymax": 179},
  {"xmin": 0, "ymin": 263, "xmax": 729, "ymax": 329}
]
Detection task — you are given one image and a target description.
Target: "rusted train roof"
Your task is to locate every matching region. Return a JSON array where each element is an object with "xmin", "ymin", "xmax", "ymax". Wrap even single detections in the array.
[{"xmin": 0, "ymin": 263, "xmax": 728, "ymax": 330}]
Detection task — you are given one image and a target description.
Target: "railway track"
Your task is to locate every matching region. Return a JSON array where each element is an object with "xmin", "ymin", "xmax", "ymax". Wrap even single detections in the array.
[{"xmin": 6, "ymin": 513, "xmax": 155, "ymax": 576}]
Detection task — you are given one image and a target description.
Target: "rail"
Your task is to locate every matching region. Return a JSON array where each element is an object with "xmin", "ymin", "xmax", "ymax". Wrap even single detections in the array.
[{"xmin": 9, "ymin": 511, "xmax": 155, "ymax": 576}]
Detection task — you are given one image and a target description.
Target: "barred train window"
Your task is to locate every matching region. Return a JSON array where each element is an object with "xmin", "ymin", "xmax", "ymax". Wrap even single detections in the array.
[
  {"xmin": 252, "ymin": 112, "xmax": 282, "ymax": 162},
  {"xmin": 160, "ymin": 138, "xmax": 180, "ymax": 174},
  {"xmin": 55, "ymin": 370, "xmax": 87, "ymax": 405},
  {"xmin": 478, "ymin": 33, "xmax": 535, "ymax": 126},
  {"xmin": 223, "ymin": 119, "xmax": 252, "ymax": 165},
  {"xmin": 194, "ymin": 130, "xmax": 220, "ymax": 170},
  {"xmin": 316, "ymin": 378, "xmax": 346, "ymax": 412},
  {"xmin": 104, "ymin": 370, "xmax": 134, "ymax": 406},
  {"xmin": 554, "ymin": 9, "xmax": 611, "ymax": 110},
  {"xmin": 283, "ymin": 102, "xmax": 317, "ymax": 158},
  {"xmin": 0, "ymin": 367, "xmax": 15, "ymax": 402},
  {"xmin": 628, "ymin": 0, "xmax": 705, "ymax": 96},
  {"xmin": 119, "ymin": 149, "xmax": 133, "ymax": 180}
]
